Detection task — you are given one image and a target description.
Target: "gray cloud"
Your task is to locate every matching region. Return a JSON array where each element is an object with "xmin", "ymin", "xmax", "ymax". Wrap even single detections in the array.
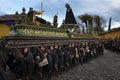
[
  {"xmin": 0, "ymin": 11, "xmax": 5, "ymax": 15},
  {"xmin": 108, "ymin": 8, "xmax": 120, "ymax": 22},
  {"xmin": 73, "ymin": 0, "xmax": 120, "ymax": 28},
  {"xmin": 0, "ymin": 0, "xmax": 120, "ymax": 28}
]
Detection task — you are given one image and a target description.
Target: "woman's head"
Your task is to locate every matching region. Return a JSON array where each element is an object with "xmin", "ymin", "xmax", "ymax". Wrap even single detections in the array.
[
  {"xmin": 40, "ymin": 46, "xmax": 45, "ymax": 51},
  {"xmin": 55, "ymin": 45, "xmax": 58, "ymax": 49},
  {"xmin": 24, "ymin": 48, "xmax": 28, "ymax": 53},
  {"xmin": 1, "ymin": 40, "xmax": 8, "ymax": 48},
  {"xmin": 50, "ymin": 46, "xmax": 54, "ymax": 50}
]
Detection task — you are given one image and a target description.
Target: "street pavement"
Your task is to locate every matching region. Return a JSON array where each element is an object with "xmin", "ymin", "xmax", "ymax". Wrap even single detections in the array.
[{"xmin": 51, "ymin": 50, "xmax": 120, "ymax": 80}]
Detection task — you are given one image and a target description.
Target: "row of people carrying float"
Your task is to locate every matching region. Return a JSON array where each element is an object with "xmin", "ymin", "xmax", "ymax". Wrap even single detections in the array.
[
  {"xmin": 0, "ymin": 41, "xmax": 104, "ymax": 80},
  {"xmin": 103, "ymin": 37, "xmax": 120, "ymax": 53}
]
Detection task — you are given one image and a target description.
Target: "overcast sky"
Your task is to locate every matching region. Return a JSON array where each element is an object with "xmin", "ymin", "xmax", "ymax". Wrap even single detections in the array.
[{"xmin": 0, "ymin": 0, "xmax": 120, "ymax": 29}]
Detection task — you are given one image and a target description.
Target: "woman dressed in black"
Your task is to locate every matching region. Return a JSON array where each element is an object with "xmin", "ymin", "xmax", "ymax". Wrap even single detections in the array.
[
  {"xmin": 32, "ymin": 47, "xmax": 44, "ymax": 79},
  {"xmin": 22, "ymin": 48, "xmax": 34, "ymax": 80},
  {"xmin": 50, "ymin": 45, "xmax": 59, "ymax": 76}
]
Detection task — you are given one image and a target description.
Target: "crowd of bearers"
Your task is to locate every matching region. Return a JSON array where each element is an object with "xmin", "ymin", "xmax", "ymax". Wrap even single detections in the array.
[
  {"xmin": 0, "ymin": 40, "xmax": 104, "ymax": 80},
  {"xmin": 103, "ymin": 37, "xmax": 120, "ymax": 54}
]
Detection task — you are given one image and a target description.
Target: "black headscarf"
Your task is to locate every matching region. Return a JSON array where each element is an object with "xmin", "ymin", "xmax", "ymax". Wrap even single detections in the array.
[{"xmin": 0, "ymin": 40, "xmax": 9, "ymax": 63}]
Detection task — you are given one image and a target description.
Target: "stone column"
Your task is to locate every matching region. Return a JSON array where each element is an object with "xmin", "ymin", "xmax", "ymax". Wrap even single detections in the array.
[
  {"xmin": 88, "ymin": 19, "xmax": 93, "ymax": 33},
  {"xmin": 85, "ymin": 20, "xmax": 88, "ymax": 33}
]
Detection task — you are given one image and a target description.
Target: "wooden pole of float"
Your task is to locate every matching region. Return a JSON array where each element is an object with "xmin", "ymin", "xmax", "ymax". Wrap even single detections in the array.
[{"xmin": 41, "ymin": 2, "xmax": 43, "ymax": 18}]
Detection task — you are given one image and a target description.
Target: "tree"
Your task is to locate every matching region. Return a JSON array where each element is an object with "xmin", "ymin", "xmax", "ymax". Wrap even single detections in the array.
[
  {"xmin": 78, "ymin": 14, "xmax": 107, "ymax": 33},
  {"xmin": 93, "ymin": 15, "xmax": 106, "ymax": 32}
]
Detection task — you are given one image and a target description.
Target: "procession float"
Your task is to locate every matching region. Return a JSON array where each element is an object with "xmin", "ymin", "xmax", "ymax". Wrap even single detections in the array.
[
  {"xmin": 8, "ymin": 4, "xmax": 77, "ymax": 37},
  {"xmin": 1, "ymin": 4, "xmax": 98, "ymax": 48}
]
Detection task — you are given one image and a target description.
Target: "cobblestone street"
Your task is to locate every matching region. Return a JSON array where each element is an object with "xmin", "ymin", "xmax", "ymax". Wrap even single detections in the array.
[{"xmin": 51, "ymin": 50, "xmax": 120, "ymax": 80}]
